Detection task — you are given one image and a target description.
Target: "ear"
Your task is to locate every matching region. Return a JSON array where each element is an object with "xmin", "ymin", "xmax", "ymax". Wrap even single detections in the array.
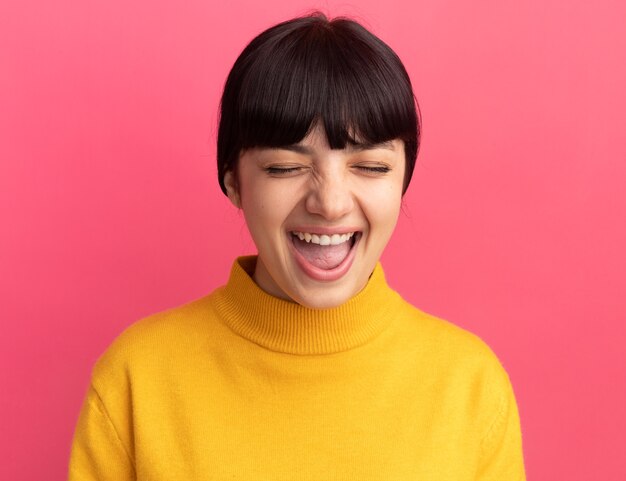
[{"xmin": 224, "ymin": 171, "xmax": 241, "ymax": 209}]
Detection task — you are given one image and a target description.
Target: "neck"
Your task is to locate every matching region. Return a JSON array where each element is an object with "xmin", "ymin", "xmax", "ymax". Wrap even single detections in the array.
[{"xmin": 211, "ymin": 256, "xmax": 403, "ymax": 355}]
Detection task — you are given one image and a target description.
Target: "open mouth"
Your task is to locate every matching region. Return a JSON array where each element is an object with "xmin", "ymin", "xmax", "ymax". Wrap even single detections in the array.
[{"xmin": 288, "ymin": 230, "xmax": 361, "ymax": 281}]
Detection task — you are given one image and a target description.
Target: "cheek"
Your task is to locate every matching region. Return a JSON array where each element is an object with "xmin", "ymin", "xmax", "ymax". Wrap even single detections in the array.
[
  {"xmin": 361, "ymin": 184, "xmax": 403, "ymax": 231},
  {"xmin": 240, "ymin": 182, "xmax": 295, "ymax": 238}
]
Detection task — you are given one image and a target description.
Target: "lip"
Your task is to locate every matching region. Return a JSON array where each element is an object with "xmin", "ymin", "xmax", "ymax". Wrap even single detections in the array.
[
  {"xmin": 289, "ymin": 226, "xmax": 361, "ymax": 235},
  {"xmin": 287, "ymin": 231, "xmax": 361, "ymax": 282}
]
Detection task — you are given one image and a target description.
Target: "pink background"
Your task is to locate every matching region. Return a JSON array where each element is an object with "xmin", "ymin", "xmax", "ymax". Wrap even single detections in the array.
[{"xmin": 1, "ymin": 0, "xmax": 625, "ymax": 479}]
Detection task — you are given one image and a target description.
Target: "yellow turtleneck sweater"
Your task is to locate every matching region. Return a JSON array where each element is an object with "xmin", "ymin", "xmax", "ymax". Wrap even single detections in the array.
[{"xmin": 68, "ymin": 257, "xmax": 526, "ymax": 480}]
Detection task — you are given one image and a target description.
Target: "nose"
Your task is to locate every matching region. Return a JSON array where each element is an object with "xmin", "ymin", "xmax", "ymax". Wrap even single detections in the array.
[{"xmin": 304, "ymin": 174, "xmax": 355, "ymax": 220}]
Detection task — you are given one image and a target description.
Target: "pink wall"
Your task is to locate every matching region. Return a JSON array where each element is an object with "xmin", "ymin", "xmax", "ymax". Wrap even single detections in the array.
[{"xmin": 1, "ymin": 0, "xmax": 625, "ymax": 479}]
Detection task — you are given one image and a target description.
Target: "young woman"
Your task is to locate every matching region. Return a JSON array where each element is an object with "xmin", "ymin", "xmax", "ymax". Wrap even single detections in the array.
[{"xmin": 68, "ymin": 13, "xmax": 526, "ymax": 480}]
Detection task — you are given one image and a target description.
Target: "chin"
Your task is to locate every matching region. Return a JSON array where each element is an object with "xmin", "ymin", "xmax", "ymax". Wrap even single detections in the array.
[
  {"xmin": 287, "ymin": 277, "xmax": 363, "ymax": 309},
  {"xmin": 297, "ymin": 295, "xmax": 348, "ymax": 309}
]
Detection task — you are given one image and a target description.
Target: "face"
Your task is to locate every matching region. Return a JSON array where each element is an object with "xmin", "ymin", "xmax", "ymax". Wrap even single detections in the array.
[{"xmin": 224, "ymin": 124, "xmax": 405, "ymax": 309}]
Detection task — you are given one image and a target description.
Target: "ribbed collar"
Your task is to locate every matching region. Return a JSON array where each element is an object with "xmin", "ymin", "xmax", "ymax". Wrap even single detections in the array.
[{"xmin": 213, "ymin": 256, "xmax": 403, "ymax": 355}]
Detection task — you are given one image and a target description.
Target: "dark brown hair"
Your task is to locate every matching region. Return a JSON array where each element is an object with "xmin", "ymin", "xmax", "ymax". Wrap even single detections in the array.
[{"xmin": 217, "ymin": 12, "xmax": 420, "ymax": 194}]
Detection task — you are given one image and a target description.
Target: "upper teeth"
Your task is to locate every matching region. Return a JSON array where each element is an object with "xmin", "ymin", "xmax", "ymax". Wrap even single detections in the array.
[{"xmin": 292, "ymin": 231, "xmax": 355, "ymax": 245}]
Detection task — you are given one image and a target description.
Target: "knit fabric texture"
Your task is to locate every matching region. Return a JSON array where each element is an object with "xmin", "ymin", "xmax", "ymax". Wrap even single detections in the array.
[{"xmin": 68, "ymin": 256, "xmax": 526, "ymax": 480}]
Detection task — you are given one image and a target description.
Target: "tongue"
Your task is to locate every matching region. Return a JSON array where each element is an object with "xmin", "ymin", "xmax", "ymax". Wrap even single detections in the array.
[{"xmin": 292, "ymin": 236, "xmax": 351, "ymax": 269}]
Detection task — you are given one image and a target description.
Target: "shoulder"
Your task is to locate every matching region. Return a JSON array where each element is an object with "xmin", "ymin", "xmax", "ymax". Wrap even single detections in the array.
[
  {"xmin": 89, "ymin": 290, "xmax": 223, "ymax": 389},
  {"xmin": 392, "ymin": 299, "xmax": 515, "ymax": 399},
  {"xmin": 396, "ymin": 300, "xmax": 500, "ymax": 357},
  {"xmin": 390, "ymin": 300, "xmax": 518, "ymax": 436}
]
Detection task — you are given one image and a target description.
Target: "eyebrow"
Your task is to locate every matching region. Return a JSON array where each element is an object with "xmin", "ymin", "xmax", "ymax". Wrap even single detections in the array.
[{"xmin": 277, "ymin": 141, "xmax": 396, "ymax": 155}]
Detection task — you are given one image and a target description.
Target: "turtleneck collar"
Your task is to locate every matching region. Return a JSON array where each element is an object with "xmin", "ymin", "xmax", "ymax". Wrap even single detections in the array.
[{"xmin": 212, "ymin": 256, "xmax": 403, "ymax": 355}]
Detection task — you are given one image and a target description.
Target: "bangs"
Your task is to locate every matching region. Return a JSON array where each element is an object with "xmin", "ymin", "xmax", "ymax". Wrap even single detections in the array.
[
  {"xmin": 218, "ymin": 14, "xmax": 420, "ymax": 193},
  {"xmin": 237, "ymin": 20, "xmax": 416, "ymax": 149}
]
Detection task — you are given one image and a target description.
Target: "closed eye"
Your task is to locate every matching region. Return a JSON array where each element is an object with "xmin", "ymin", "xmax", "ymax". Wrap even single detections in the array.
[
  {"xmin": 264, "ymin": 166, "xmax": 304, "ymax": 175},
  {"xmin": 355, "ymin": 165, "xmax": 391, "ymax": 174}
]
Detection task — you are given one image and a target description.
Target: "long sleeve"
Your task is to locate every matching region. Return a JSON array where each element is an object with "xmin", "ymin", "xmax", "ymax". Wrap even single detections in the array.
[
  {"xmin": 67, "ymin": 384, "xmax": 135, "ymax": 481},
  {"xmin": 476, "ymin": 366, "xmax": 526, "ymax": 481}
]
